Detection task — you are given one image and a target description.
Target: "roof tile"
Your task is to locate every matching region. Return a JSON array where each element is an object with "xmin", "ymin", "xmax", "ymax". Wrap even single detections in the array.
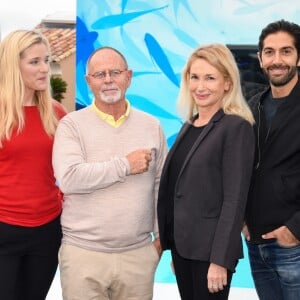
[{"xmin": 36, "ymin": 24, "xmax": 76, "ymax": 62}]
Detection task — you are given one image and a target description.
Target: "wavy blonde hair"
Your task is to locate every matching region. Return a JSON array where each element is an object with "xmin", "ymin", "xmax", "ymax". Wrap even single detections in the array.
[
  {"xmin": 177, "ymin": 43, "xmax": 254, "ymax": 124},
  {"xmin": 0, "ymin": 30, "xmax": 58, "ymax": 146}
]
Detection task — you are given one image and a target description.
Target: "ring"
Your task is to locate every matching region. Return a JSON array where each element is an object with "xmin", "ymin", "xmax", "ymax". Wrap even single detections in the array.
[{"xmin": 212, "ymin": 284, "xmax": 218, "ymax": 289}]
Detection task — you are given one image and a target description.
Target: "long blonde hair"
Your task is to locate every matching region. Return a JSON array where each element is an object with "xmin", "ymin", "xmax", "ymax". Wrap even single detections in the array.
[
  {"xmin": 177, "ymin": 43, "xmax": 254, "ymax": 124},
  {"xmin": 0, "ymin": 30, "xmax": 58, "ymax": 146}
]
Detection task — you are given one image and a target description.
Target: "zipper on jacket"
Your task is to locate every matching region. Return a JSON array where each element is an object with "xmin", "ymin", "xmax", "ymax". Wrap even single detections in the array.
[
  {"xmin": 255, "ymin": 102, "xmax": 261, "ymax": 169},
  {"xmin": 265, "ymin": 124, "xmax": 271, "ymax": 143}
]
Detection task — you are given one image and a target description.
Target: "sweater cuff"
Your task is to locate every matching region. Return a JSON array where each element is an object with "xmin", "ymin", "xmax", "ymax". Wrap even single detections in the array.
[{"xmin": 121, "ymin": 157, "xmax": 131, "ymax": 175}]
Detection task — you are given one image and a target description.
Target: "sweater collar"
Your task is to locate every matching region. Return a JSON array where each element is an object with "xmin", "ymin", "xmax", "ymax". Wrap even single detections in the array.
[{"xmin": 91, "ymin": 99, "xmax": 131, "ymax": 128}]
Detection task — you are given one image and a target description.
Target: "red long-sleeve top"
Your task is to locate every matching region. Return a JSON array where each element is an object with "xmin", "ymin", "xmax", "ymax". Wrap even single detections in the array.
[{"xmin": 0, "ymin": 103, "xmax": 66, "ymax": 226}]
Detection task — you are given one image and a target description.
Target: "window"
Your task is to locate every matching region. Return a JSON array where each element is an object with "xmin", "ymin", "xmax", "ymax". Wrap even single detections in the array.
[{"xmin": 228, "ymin": 45, "xmax": 268, "ymax": 101}]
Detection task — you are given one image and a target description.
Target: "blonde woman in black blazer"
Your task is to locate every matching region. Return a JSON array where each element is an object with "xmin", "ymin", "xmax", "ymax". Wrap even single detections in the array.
[{"xmin": 157, "ymin": 44, "xmax": 255, "ymax": 300}]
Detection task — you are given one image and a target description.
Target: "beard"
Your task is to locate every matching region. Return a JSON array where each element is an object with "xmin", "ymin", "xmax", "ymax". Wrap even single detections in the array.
[
  {"xmin": 99, "ymin": 87, "xmax": 122, "ymax": 104},
  {"xmin": 263, "ymin": 64, "xmax": 298, "ymax": 87}
]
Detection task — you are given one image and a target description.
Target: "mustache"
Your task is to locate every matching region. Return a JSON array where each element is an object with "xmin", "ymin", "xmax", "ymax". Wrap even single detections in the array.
[
  {"xmin": 101, "ymin": 85, "xmax": 119, "ymax": 91},
  {"xmin": 267, "ymin": 64, "xmax": 288, "ymax": 71}
]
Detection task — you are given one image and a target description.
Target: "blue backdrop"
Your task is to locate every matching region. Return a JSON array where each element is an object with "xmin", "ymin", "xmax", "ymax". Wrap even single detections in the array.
[{"xmin": 76, "ymin": 0, "xmax": 300, "ymax": 288}]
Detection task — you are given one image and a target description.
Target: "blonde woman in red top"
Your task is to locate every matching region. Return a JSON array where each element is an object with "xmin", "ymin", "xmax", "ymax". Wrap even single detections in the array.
[{"xmin": 0, "ymin": 30, "xmax": 67, "ymax": 300}]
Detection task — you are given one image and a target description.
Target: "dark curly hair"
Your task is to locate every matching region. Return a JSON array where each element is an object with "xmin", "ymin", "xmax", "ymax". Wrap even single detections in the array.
[{"xmin": 258, "ymin": 19, "xmax": 300, "ymax": 60}]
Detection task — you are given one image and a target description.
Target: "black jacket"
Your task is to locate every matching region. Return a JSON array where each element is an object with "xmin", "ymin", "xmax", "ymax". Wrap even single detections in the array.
[
  {"xmin": 157, "ymin": 110, "xmax": 254, "ymax": 271},
  {"xmin": 246, "ymin": 79, "xmax": 300, "ymax": 243}
]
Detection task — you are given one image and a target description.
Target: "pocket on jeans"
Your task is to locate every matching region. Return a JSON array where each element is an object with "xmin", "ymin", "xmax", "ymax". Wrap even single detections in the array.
[{"xmin": 275, "ymin": 241, "xmax": 300, "ymax": 250}]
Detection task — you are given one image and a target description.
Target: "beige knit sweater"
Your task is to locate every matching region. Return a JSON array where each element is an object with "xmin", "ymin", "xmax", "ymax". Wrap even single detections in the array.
[{"xmin": 52, "ymin": 105, "xmax": 167, "ymax": 252}]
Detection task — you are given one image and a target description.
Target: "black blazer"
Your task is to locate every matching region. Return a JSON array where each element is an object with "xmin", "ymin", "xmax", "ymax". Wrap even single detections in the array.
[{"xmin": 157, "ymin": 110, "xmax": 254, "ymax": 271}]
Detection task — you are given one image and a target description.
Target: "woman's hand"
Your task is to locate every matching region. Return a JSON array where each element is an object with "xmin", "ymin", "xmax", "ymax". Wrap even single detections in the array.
[{"xmin": 207, "ymin": 263, "xmax": 227, "ymax": 293}]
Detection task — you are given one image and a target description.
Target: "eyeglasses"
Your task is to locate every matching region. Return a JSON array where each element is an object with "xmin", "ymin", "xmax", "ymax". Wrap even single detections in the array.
[{"xmin": 88, "ymin": 69, "xmax": 127, "ymax": 80}]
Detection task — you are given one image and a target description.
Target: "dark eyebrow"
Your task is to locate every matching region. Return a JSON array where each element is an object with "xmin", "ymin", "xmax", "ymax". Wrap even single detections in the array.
[
  {"xmin": 263, "ymin": 47, "xmax": 274, "ymax": 51},
  {"xmin": 263, "ymin": 46, "xmax": 294, "ymax": 51},
  {"xmin": 281, "ymin": 46, "xmax": 294, "ymax": 51}
]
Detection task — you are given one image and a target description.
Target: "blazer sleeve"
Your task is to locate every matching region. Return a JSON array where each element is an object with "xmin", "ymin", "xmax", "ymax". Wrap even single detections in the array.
[{"xmin": 210, "ymin": 119, "xmax": 255, "ymax": 271}]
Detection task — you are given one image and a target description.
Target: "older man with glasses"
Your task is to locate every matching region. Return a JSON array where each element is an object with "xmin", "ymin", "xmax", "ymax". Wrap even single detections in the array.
[{"xmin": 52, "ymin": 46, "xmax": 168, "ymax": 300}]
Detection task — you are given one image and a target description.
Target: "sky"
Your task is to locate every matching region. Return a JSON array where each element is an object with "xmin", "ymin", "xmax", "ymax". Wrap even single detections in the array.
[{"xmin": 0, "ymin": 0, "xmax": 76, "ymax": 39}]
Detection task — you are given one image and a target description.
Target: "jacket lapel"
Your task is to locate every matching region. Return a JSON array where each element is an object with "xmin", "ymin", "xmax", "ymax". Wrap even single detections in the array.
[
  {"xmin": 178, "ymin": 109, "xmax": 225, "ymax": 178},
  {"xmin": 161, "ymin": 109, "xmax": 225, "ymax": 181}
]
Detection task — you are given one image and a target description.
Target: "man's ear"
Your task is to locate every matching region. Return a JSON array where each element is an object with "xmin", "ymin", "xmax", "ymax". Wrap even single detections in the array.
[
  {"xmin": 126, "ymin": 69, "xmax": 133, "ymax": 88},
  {"xmin": 257, "ymin": 52, "xmax": 263, "ymax": 68}
]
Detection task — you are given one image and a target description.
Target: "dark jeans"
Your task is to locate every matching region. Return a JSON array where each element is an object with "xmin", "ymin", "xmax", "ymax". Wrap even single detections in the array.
[
  {"xmin": 171, "ymin": 248, "xmax": 233, "ymax": 300},
  {"xmin": 247, "ymin": 240, "xmax": 300, "ymax": 300},
  {"xmin": 0, "ymin": 216, "xmax": 62, "ymax": 300}
]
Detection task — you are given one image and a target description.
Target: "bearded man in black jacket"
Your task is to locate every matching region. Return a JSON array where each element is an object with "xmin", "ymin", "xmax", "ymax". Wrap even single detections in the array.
[{"xmin": 244, "ymin": 19, "xmax": 300, "ymax": 300}]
